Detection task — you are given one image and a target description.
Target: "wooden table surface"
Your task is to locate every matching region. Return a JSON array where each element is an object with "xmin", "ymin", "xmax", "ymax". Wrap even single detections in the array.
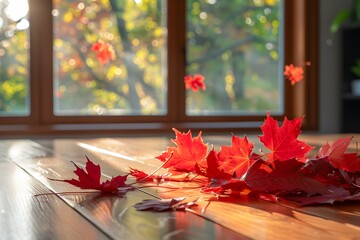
[{"xmin": 0, "ymin": 134, "xmax": 359, "ymax": 240}]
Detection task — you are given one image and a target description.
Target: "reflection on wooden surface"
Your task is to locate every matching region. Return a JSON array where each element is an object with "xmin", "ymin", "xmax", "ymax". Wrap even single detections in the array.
[
  {"xmin": 0, "ymin": 162, "xmax": 110, "ymax": 240},
  {"xmin": 0, "ymin": 135, "xmax": 360, "ymax": 239}
]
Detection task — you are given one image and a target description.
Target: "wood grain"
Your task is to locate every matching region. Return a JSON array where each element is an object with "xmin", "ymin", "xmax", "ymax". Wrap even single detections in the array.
[
  {"xmin": 0, "ymin": 161, "xmax": 110, "ymax": 240},
  {"xmin": 2, "ymin": 135, "xmax": 360, "ymax": 240},
  {"xmin": 7, "ymin": 139, "xmax": 247, "ymax": 240}
]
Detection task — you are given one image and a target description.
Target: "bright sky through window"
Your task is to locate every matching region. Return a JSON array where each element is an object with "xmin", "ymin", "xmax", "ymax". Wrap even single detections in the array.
[{"xmin": 3, "ymin": 0, "xmax": 28, "ymax": 22}]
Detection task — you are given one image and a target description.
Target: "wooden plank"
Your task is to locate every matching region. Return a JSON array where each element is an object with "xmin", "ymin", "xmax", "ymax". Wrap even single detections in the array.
[
  {"xmin": 6, "ymin": 137, "xmax": 360, "ymax": 239},
  {"xmin": 9, "ymin": 139, "xmax": 247, "ymax": 240},
  {"xmin": 0, "ymin": 162, "xmax": 111, "ymax": 240},
  {"xmin": 68, "ymin": 137, "xmax": 360, "ymax": 239},
  {"xmin": 155, "ymin": 184, "xmax": 360, "ymax": 240}
]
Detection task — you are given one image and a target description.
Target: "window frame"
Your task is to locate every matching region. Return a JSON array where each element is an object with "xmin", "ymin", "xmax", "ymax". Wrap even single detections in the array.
[{"xmin": 0, "ymin": 0, "xmax": 318, "ymax": 137}]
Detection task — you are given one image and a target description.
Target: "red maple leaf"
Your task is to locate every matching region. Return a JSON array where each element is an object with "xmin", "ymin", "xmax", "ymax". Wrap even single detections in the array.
[
  {"xmin": 259, "ymin": 113, "xmax": 313, "ymax": 162},
  {"xmin": 301, "ymin": 157, "xmax": 347, "ymax": 187},
  {"xmin": 156, "ymin": 128, "xmax": 208, "ymax": 172},
  {"xmin": 340, "ymin": 153, "xmax": 360, "ymax": 172},
  {"xmin": 184, "ymin": 74, "xmax": 206, "ymax": 91},
  {"xmin": 195, "ymin": 148, "xmax": 232, "ymax": 180},
  {"xmin": 51, "ymin": 156, "xmax": 130, "ymax": 193},
  {"xmin": 217, "ymin": 135, "xmax": 254, "ymax": 178},
  {"xmin": 243, "ymin": 159, "xmax": 329, "ymax": 195},
  {"xmin": 317, "ymin": 137, "xmax": 360, "ymax": 172},
  {"xmin": 284, "ymin": 64, "xmax": 304, "ymax": 85},
  {"xmin": 91, "ymin": 40, "xmax": 115, "ymax": 65}
]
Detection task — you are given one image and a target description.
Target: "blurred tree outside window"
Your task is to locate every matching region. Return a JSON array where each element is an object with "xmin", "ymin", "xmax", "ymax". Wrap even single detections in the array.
[
  {"xmin": 186, "ymin": 0, "xmax": 282, "ymax": 115},
  {"xmin": 53, "ymin": 0, "xmax": 168, "ymax": 116},
  {"xmin": 0, "ymin": 0, "xmax": 282, "ymax": 118}
]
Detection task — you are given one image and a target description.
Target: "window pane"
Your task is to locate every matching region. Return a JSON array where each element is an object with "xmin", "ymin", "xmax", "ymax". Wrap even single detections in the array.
[
  {"xmin": 53, "ymin": 0, "xmax": 167, "ymax": 116},
  {"xmin": 0, "ymin": 0, "xmax": 30, "ymax": 116},
  {"xmin": 186, "ymin": 0, "xmax": 283, "ymax": 115}
]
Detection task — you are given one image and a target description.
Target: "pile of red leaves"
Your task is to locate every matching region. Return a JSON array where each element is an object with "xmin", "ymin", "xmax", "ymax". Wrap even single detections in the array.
[
  {"xmin": 54, "ymin": 113, "xmax": 360, "ymax": 206},
  {"xmin": 132, "ymin": 113, "xmax": 360, "ymax": 205}
]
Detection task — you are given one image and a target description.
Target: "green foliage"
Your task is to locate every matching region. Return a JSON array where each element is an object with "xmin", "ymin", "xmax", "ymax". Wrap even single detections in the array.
[
  {"xmin": 330, "ymin": 0, "xmax": 360, "ymax": 33},
  {"xmin": 330, "ymin": 10, "xmax": 350, "ymax": 33}
]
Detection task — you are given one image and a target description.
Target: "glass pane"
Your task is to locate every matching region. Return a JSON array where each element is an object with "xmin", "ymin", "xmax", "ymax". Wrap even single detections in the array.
[
  {"xmin": 186, "ymin": 0, "xmax": 283, "ymax": 115},
  {"xmin": 53, "ymin": 0, "xmax": 167, "ymax": 116},
  {"xmin": 0, "ymin": 0, "xmax": 30, "ymax": 116}
]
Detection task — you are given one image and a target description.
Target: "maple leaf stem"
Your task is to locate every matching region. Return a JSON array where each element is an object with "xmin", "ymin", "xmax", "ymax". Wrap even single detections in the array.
[
  {"xmin": 202, "ymin": 200, "xmax": 212, "ymax": 214},
  {"xmin": 47, "ymin": 177, "xmax": 68, "ymax": 182},
  {"xmin": 189, "ymin": 173, "xmax": 200, "ymax": 181},
  {"xmin": 130, "ymin": 152, "xmax": 174, "ymax": 185}
]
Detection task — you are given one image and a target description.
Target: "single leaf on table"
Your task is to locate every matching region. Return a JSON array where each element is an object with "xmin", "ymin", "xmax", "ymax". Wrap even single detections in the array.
[
  {"xmin": 156, "ymin": 128, "xmax": 208, "ymax": 172},
  {"xmin": 317, "ymin": 137, "xmax": 360, "ymax": 172},
  {"xmin": 217, "ymin": 135, "xmax": 254, "ymax": 178},
  {"xmin": 50, "ymin": 156, "xmax": 131, "ymax": 193},
  {"xmin": 259, "ymin": 113, "xmax": 313, "ymax": 162},
  {"xmin": 134, "ymin": 197, "xmax": 198, "ymax": 212},
  {"xmin": 243, "ymin": 159, "xmax": 329, "ymax": 195}
]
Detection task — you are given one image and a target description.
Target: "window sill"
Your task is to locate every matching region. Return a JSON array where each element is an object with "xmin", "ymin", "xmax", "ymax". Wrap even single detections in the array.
[{"xmin": 0, "ymin": 122, "xmax": 263, "ymax": 139}]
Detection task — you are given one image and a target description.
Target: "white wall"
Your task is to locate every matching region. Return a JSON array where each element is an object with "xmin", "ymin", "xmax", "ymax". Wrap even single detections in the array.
[{"xmin": 319, "ymin": 0, "xmax": 352, "ymax": 133}]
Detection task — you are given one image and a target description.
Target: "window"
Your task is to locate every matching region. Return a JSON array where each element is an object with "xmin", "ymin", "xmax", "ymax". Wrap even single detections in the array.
[
  {"xmin": 0, "ymin": 0, "xmax": 318, "ymax": 136},
  {"xmin": 0, "ymin": 0, "xmax": 30, "ymax": 116},
  {"xmin": 53, "ymin": 0, "xmax": 168, "ymax": 116},
  {"xmin": 186, "ymin": 0, "xmax": 282, "ymax": 116}
]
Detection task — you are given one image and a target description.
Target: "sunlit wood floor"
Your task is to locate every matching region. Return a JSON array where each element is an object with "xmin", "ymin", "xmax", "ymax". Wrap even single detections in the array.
[{"xmin": 0, "ymin": 134, "xmax": 359, "ymax": 239}]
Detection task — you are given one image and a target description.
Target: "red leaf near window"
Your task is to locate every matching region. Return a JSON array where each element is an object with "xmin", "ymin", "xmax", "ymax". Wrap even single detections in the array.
[
  {"xmin": 51, "ymin": 156, "xmax": 130, "ymax": 193},
  {"xmin": 91, "ymin": 40, "xmax": 115, "ymax": 65},
  {"xmin": 155, "ymin": 128, "xmax": 208, "ymax": 172},
  {"xmin": 284, "ymin": 64, "xmax": 304, "ymax": 85},
  {"xmin": 259, "ymin": 113, "xmax": 313, "ymax": 162},
  {"xmin": 217, "ymin": 135, "xmax": 254, "ymax": 178},
  {"xmin": 184, "ymin": 74, "xmax": 206, "ymax": 91}
]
